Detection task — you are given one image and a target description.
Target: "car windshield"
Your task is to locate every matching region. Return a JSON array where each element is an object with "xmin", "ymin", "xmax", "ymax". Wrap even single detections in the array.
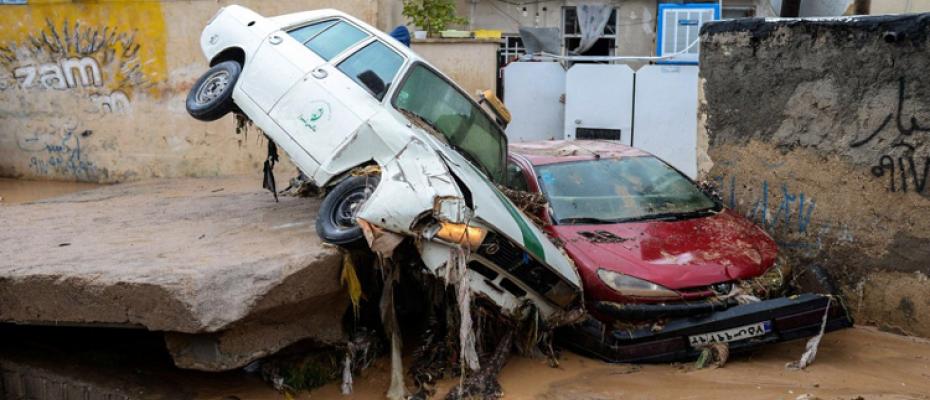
[
  {"xmin": 394, "ymin": 64, "xmax": 505, "ymax": 183},
  {"xmin": 536, "ymin": 157, "xmax": 719, "ymax": 224}
]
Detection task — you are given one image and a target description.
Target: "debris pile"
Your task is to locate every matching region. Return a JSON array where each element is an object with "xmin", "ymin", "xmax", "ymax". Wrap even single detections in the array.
[{"xmin": 497, "ymin": 185, "xmax": 549, "ymax": 227}]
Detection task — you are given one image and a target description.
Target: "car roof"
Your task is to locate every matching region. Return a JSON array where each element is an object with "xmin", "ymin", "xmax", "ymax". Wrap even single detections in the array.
[
  {"xmin": 508, "ymin": 140, "xmax": 651, "ymax": 166},
  {"xmin": 268, "ymin": 9, "xmax": 425, "ymax": 65}
]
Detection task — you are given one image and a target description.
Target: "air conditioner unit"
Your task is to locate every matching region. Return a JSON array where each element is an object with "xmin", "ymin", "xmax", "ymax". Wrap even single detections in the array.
[{"xmin": 657, "ymin": 3, "xmax": 720, "ymax": 65}]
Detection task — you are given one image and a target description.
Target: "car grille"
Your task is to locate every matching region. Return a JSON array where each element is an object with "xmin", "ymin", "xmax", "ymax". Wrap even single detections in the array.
[{"xmin": 474, "ymin": 231, "xmax": 579, "ymax": 308}]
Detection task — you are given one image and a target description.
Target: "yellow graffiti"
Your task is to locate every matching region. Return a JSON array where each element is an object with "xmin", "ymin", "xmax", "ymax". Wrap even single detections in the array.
[{"xmin": 0, "ymin": 0, "xmax": 167, "ymax": 96}]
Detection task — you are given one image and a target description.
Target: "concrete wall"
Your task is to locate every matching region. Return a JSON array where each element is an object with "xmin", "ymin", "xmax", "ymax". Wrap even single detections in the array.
[
  {"xmin": 0, "ymin": 0, "xmax": 378, "ymax": 183},
  {"xmin": 872, "ymin": 0, "xmax": 930, "ymax": 13},
  {"xmin": 412, "ymin": 38, "xmax": 499, "ymax": 98},
  {"xmin": 699, "ymin": 14, "xmax": 930, "ymax": 337}
]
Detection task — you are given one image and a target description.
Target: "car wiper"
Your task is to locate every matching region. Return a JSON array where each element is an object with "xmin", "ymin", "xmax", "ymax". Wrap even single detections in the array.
[
  {"xmin": 558, "ymin": 217, "xmax": 620, "ymax": 225},
  {"xmin": 616, "ymin": 207, "xmax": 720, "ymax": 223},
  {"xmin": 399, "ymin": 109, "xmax": 443, "ymax": 137}
]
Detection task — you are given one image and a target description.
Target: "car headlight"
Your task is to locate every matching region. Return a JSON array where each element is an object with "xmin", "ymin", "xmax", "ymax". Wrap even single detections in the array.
[
  {"xmin": 433, "ymin": 222, "xmax": 486, "ymax": 249},
  {"xmin": 596, "ymin": 269, "xmax": 680, "ymax": 298}
]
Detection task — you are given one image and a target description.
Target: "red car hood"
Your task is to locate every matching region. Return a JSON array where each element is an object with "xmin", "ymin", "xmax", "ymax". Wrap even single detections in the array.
[{"xmin": 553, "ymin": 209, "xmax": 778, "ymax": 290}]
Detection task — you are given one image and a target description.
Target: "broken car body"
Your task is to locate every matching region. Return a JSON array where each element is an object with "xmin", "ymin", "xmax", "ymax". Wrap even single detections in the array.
[
  {"xmin": 187, "ymin": 6, "xmax": 582, "ymax": 322},
  {"xmin": 506, "ymin": 141, "xmax": 853, "ymax": 362}
]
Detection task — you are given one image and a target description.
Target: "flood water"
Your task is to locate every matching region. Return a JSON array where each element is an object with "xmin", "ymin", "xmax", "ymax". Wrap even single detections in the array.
[
  {"xmin": 312, "ymin": 326, "xmax": 930, "ymax": 399},
  {"xmin": 0, "ymin": 178, "xmax": 103, "ymax": 204}
]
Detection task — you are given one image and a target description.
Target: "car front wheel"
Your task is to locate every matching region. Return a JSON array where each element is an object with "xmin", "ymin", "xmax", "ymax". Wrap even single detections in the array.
[
  {"xmin": 186, "ymin": 60, "xmax": 240, "ymax": 121},
  {"xmin": 316, "ymin": 175, "xmax": 380, "ymax": 245}
]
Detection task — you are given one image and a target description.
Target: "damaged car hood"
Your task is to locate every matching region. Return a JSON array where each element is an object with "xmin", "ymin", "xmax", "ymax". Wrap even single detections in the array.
[
  {"xmin": 555, "ymin": 209, "xmax": 777, "ymax": 290},
  {"xmin": 436, "ymin": 148, "xmax": 582, "ymax": 290}
]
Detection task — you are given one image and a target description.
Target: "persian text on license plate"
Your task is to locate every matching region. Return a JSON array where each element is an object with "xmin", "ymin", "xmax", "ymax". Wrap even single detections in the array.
[{"xmin": 688, "ymin": 321, "xmax": 772, "ymax": 347}]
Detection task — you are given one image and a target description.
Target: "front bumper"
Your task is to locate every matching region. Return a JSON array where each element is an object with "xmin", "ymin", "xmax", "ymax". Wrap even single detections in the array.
[{"xmin": 558, "ymin": 293, "xmax": 853, "ymax": 363}]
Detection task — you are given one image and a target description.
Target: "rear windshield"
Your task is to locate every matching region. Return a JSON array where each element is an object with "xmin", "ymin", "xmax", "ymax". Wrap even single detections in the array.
[
  {"xmin": 536, "ymin": 157, "xmax": 717, "ymax": 224},
  {"xmin": 393, "ymin": 64, "xmax": 505, "ymax": 182}
]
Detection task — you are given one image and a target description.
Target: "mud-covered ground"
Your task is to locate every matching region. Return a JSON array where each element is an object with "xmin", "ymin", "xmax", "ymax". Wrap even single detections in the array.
[
  {"xmin": 301, "ymin": 327, "xmax": 929, "ymax": 400},
  {"xmin": 3, "ymin": 181, "xmax": 929, "ymax": 399}
]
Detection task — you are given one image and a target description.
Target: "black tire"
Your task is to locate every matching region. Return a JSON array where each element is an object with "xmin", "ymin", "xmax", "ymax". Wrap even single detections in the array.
[
  {"xmin": 186, "ymin": 61, "xmax": 241, "ymax": 121},
  {"xmin": 316, "ymin": 175, "xmax": 380, "ymax": 245}
]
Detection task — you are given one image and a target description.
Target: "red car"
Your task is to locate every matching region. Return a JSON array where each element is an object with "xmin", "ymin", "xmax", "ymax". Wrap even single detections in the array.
[{"xmin": 506, "ymin": 140, "xmax": 851, "ymax": 363}]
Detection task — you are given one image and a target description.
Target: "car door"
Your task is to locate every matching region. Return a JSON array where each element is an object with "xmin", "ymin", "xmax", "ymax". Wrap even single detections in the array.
[
  {"xmin": 269, "ymin": 32, "xmax": 406, "ymax": 176},
  {"xmin": 238, "ymin": 19, "xmax": 340, "ymax": 112}
]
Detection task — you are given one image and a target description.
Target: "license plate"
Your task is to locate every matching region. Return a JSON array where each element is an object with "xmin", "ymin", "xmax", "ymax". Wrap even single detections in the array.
[{"xmin": 688, "ymin": 321, "xmax": 772, "ymax": 347}]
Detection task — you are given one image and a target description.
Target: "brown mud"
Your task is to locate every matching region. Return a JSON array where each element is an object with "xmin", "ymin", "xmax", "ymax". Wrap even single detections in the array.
[
  {"xmin": 0, "ymin": 177, "xmax": 102, "ymax": 204},
  {"xmin": 306, "ymin": 327, "xmax": 930, "ymax": 399}
]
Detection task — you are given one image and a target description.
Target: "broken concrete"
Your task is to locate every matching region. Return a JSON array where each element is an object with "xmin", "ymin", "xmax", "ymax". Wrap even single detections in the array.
[
  {"xmin": 0, "ymin": 177, "xmax": 347, "ymax": 371},
  {"xmin": 699, "ymin": 14, "xmax": 930, "ymax": 337}
]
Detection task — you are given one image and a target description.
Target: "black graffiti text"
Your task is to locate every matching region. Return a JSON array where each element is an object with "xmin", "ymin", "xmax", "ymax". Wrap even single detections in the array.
[{"xmin": 870, "ymin": 155, "xmax": 930, "ymax": 193}]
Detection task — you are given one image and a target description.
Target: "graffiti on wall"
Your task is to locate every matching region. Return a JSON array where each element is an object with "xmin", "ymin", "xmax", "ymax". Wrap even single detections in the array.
[
  {"xmin": 717, "ymin": 175, "xmax": 854, "ymax": 255},
  {"xmin": 0, "ymin": 3, "xmax": 166, "ymax": 179},
  {"xmin": 16, "ymin": 119, "xmax": 99, "ymax": 180},
  {"xmin": 850, "ymin": 77, "xmax": 930, "ymax": 194},
  {"xmin": 0, "ymin": 18, "xmax": 161, "ymax": 114}
]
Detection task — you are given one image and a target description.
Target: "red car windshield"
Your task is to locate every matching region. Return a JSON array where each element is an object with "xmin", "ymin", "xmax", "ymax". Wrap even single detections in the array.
[{"xmin": 536, "ymin": 156, "xmax": 719, "ymax": 224}]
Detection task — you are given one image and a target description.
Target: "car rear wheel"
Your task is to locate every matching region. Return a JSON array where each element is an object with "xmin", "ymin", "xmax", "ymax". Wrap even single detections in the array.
[
  {"xmin": 186, "ymin": 60, "xmax": 241, "ymax": 121},
  {"xmin": 316, "ymin": 175, "xmax": 380, "ymax": 245}
]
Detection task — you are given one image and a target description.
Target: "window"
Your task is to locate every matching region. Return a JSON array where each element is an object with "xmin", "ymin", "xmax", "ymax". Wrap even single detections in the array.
[
  {"xmin": 506, "ymin": 161, "xmax": 529, "ymax": 192},
  {"xmin": 288, "ymin": 20, "xmax": 369, "ymax": 61},
  {"xmin": 561, "ymin": 6, "xmax": 617, "ymax": 58},
  {"xmin": 722, "ymin": 6, "xmax": 756, "ymax": 19},
  {"xmin": 496, "ymin": 34, "xmax": 525, "ymax": 100},
  {"xmin": 338, "ymin": 41, "xmax": 404, "ymax": 100},
  {"xmin": 656, "ymin": 3, "xmax": 719, "ymax": 64},
  {"xmin": 394, "ymin": 64, "xmax": 506, "ymax": 183},
  {"xmin": 288, "ymin": 20, "xmax": 337, "ymax": 43},
  {"xmin": 535, "ymin": 157, "xmax": 717, "ymax": 224}
]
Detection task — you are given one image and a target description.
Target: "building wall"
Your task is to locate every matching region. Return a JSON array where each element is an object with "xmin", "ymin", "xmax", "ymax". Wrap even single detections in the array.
[
  {"xmin": 872, "ymin": 0, "xmax": 930, "ymax": 13},
  {"xmin": 0, "ymin": 0, "xmax": 378, "ymax": 183},
  {"xmin": 453, "ymin": 0, "xmax": 658, "ymax": 59},
  {"xmin": 412, "ymin": 39, "xmax": 500, "ymax": 98},
  {"xmin": 769, "ymin": 0, "xmax": 855, "ymax": 16},
  {"xmin": 699, "ymin": 14, "xmax": 930, "ymax": 337}
]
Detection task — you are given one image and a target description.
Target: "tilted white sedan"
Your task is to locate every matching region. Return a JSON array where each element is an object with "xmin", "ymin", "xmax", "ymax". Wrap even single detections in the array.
[{"xmin": 186, "ymin": 5, "xmax": 582, "ymax": 321}]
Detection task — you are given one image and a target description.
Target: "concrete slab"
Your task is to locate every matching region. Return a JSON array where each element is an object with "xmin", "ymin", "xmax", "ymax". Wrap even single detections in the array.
[{"xmin": 0, "ymin": 177, "xmax": 347, "ymax": 371}]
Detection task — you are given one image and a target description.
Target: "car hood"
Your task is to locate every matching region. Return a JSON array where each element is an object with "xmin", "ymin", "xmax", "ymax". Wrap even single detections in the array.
[
  {"xmin": 434, "ymin": 149, "xmax": 582, "ymax": 290},
  {"xmin": 554, "ymin": 209, "xmax": 777, "ymax": 290}
]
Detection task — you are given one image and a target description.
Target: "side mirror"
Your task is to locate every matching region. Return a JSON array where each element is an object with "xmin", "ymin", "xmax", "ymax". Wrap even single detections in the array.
[{"xmin": 357, "ymin": 70, "xmax": 386, "ymax": 98}]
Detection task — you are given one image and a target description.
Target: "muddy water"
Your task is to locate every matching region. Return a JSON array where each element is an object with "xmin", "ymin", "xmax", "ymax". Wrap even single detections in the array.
[
  {"xmin": 0, "ymin": 178, "xmax": 102, "ymax": 204},
  {"xmin": 310, "ymin": 327, "xmax": 930, "ymax": 399}
]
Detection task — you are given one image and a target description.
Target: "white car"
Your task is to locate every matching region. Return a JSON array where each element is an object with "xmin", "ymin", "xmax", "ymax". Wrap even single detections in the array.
[{"xmin": 186, "ymin": 5, "xmax": 582, "ymax": 320}]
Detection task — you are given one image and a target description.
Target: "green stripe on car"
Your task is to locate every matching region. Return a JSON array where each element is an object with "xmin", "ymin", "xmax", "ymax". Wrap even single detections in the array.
[{"xmin": 456, "ymin": 156, "xmax": 546, "ymax": 262}]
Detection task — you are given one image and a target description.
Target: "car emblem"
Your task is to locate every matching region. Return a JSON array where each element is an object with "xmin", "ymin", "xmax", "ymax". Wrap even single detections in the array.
[
  {"xmin": 482, "ymin": 240, "xmax": 500, "ymax": 255},
  {"xmin": 712, "ymin": 282, "xmax": 733, "ymax": 296},
  {"xmin": 298, "ymin": 101, "xmax": 331, "ymax": 132},
  {"xmin": 208, "ymin": 34, "xmax": 219, "ymax": 45}
]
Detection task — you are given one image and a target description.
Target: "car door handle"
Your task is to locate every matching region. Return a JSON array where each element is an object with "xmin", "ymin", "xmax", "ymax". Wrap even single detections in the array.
[
  {"xmin": 311, "ymin": 68, "xmax": 328, "ymax": 79},
  {"xmin": 268, "ymin": 34, "xmax": 283, "ymax": 45}
]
